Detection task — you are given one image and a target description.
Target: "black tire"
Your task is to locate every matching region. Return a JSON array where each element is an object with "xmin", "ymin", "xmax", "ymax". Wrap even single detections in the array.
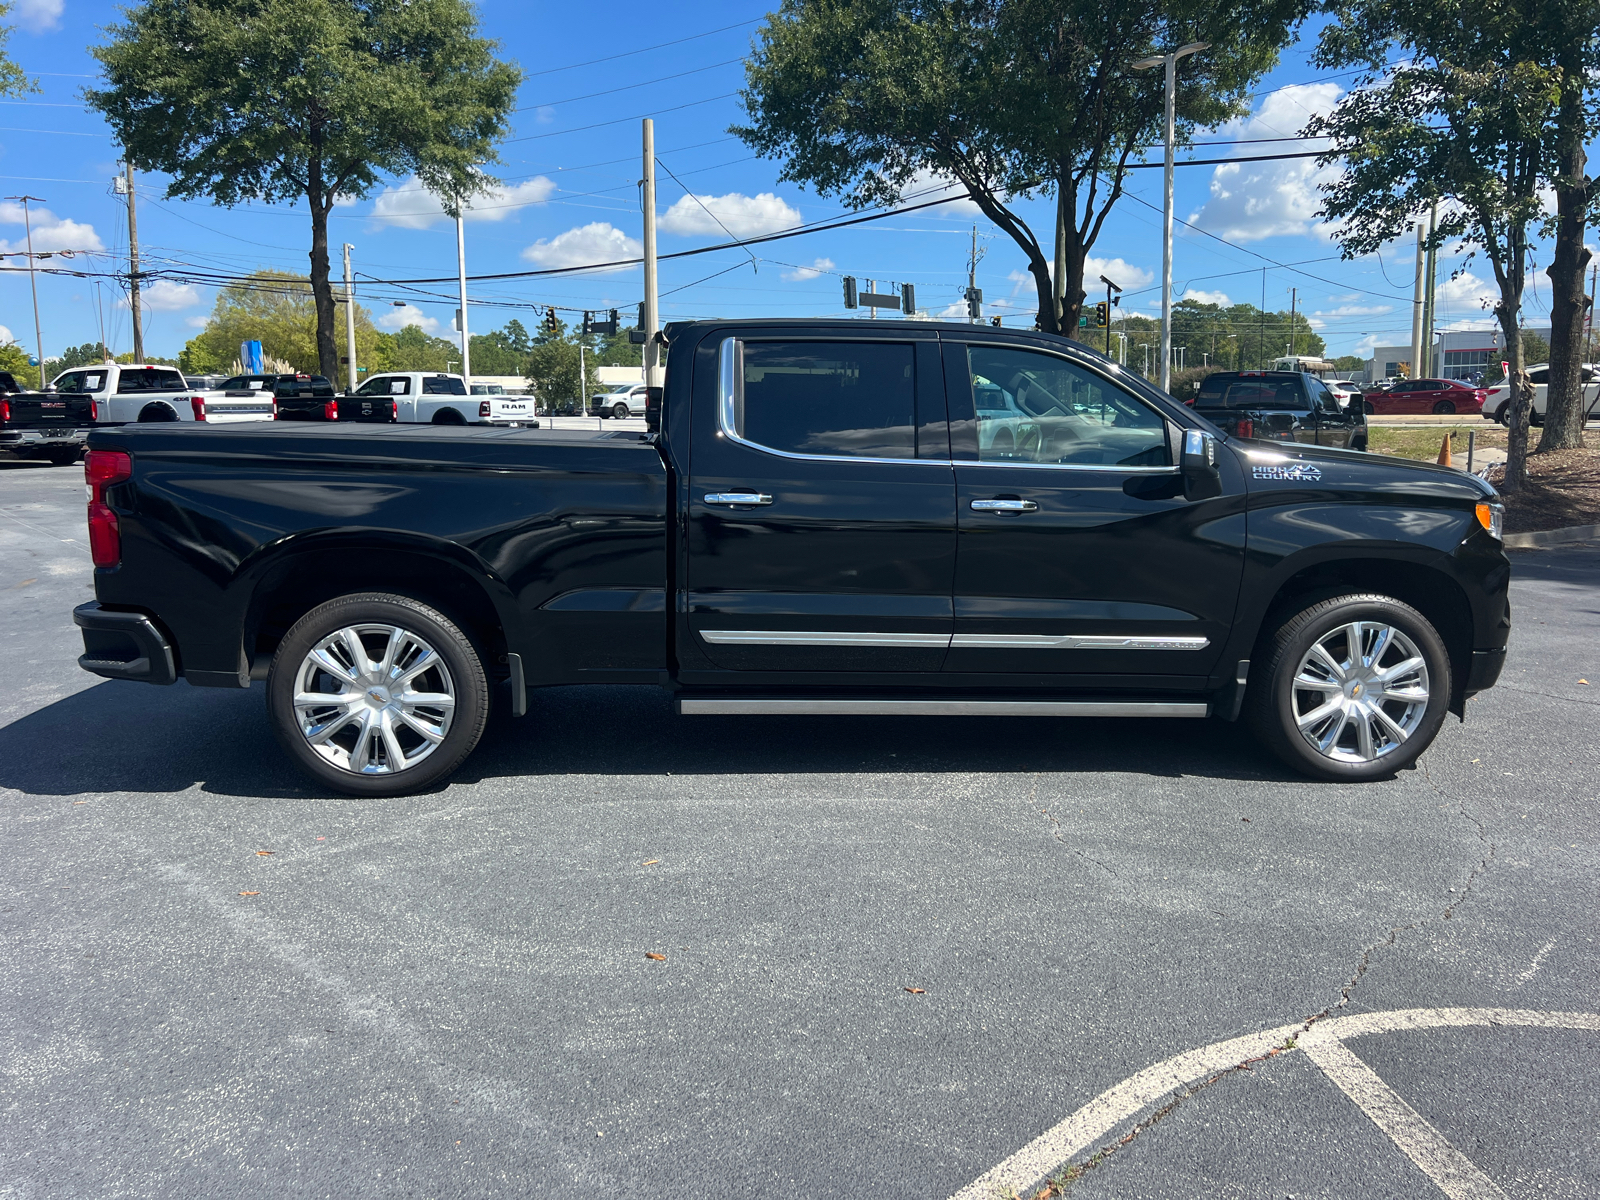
[
  {"xmin": 138, "ymin": 403, "xmax": 177, "ymax": 422},
  {"xmin": 613, "ymin": 402, "xmax": 630, "ymax": 421},
  {"xmin": 431, "ymin": 407, "xmax": 467, "ymax": 425},
  {"xmin": 1363, "ymin": 400, "xmax": 1376, "ymax": 415},
  {"xmin": 1494, "ymin": 402, "xmax": 1510, "ymax": 426},
  {"xmin": 1246, "ymin": 593, "xmax": 1451, "ymax": 782},
  {"xmin": 267, "ymin": 592, "xmax": 489, "ymax": 797},
  {"xmin": 1432, "ymin": 400, "xmax": 1455, "ymax": 414},
  {"xmin": 45, "ymin": 447, "xmax": 82, "ymax": 466}
]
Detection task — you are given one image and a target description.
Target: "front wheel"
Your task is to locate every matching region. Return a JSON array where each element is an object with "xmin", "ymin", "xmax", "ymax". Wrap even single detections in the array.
[
  {"xmin": 1432, "ymin": 400, "xmax": 1456, "ymax": 415},
  {"xmin": 267, "ymin": 593, "xmax": 489, "ymax": 796},
  {"xmin": 1246, "ymin": 594, "xmax": 1451, "ymax": 781},
  {"xmin": 1362, "ymin": 400, "xmax": 1376, "ymax": 415},
  {"xmin": 613, "ymin": 402, "xmax": 630, "ymax": 421}
]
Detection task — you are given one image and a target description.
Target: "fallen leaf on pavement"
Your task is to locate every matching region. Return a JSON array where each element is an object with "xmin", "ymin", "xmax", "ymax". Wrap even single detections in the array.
[
  {"xmin": 1240, "ymin": 817, "xmax": 1251, "ymax": 823},
  {"xmin": 238, "ymin": 891, "xmax": 260, "ymax": 897},
  {"xmin": 642, "ymin": 859, "xmax": 660, "ymax": 866},
  {"xmin": 645, "ymin": 952, "xmax": 666, "ymax": 961},
  {"xmin": 256, "ymin": 850, "xmax": 274, "ymax": 856},
  {"xmin": 1579, "ymin": 679, "xmax": 1590, "ymax": 685},
  {"xmin": 904, "ymin": 987, "xmax": 925, "ymax": 994}
]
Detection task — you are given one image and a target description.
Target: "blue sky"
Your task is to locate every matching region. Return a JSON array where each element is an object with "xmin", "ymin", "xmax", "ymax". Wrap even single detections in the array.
[{"xmin": 0, "ymin": 0, "xmax": 1583, "ymax": 367}]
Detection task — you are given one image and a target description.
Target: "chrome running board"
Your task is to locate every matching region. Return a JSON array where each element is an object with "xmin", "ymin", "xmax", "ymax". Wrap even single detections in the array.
[{"xmin": 677, "ymin": 699, "xmax": 1209, "ymax": 718}]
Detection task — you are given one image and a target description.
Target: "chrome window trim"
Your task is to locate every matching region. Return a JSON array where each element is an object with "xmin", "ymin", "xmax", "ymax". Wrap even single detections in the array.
[{"xmin": 714, "ymin": 335, "xmax": 1178, "ymax": 473}]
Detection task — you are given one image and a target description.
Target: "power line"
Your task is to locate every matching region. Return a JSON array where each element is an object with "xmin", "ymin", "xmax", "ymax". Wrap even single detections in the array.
[
  {"xmin": 520, "ymin": 18, "xmax": 759, "ymax": 78},
  {"xmin": 517, "ymin": 57, "xmax": 745, "ymax": 112},
  {"xmin": 506, "ymin": 92, "xmax": 739, "ymax": 142}
]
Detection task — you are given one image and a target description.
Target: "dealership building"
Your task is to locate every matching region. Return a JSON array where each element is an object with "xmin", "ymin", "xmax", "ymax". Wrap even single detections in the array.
[{"xmin": 1365, "ymin": 326, "xmax": 1553, "ymax": 384}]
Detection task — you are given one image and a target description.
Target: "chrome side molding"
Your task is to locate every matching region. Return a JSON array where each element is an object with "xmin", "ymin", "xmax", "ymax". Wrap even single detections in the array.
[
  {"xmin": 699, "ymin": 630, "xmax": 950, "ymax": 647},
  {"xmin": 951, "ymin": 633, "xmax": 1210, "ymax": 651},
  {"xmin": 679, "ymin": 699, "xmax": 1210, "ymax": 717}
]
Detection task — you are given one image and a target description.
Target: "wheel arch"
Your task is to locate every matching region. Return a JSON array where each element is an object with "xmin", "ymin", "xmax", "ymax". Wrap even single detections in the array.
[
  {"xmin": 237, "ymin": 535, "xmax": 517, "ymax": 680},
  {"xmin": 1245, "ymin": 553, "xmax": 1475, "ymax": 717}
]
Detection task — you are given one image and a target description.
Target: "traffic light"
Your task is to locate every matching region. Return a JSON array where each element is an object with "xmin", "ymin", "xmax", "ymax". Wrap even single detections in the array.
[
  {"xmin": 542, "ymin": 307, "xmax": 559, "ymax": 337},
  {"xmin": 966, "ymin": 286, "xmax": 983, "ymax": 318},
  {"xmin": 990, "ymin": 315, "xmax": 1002, "ymax": 328},
  {"xmin": 1094, "ymin": 301, "xmax": 1109, "ymax": 328},
  {"xmin": 843, "ymin": 276, "xmax": 858, "ymax": 309},
  {"xmin": 900, "ymin": 283, "xmax": 916, "ymax": 316}
]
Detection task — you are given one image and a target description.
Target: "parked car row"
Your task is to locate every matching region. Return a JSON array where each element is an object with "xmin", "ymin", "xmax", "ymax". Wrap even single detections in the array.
[{"xmin": 1361, "ymin": 377, "xmax": 1487, "ymax": 416}]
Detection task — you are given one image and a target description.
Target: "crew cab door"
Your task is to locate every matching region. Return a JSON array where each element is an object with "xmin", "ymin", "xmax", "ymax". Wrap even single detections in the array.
[
  {"xmin": 682, "ymin": 331, "xmax": 955, "ymax": 676},
  {"xmin": 356, "ymin": 374, "xmax": 413, "ymax": 420},
  {"xmin": 942, "ymin": 339, "xmax": 1246, "ymax": 681}
]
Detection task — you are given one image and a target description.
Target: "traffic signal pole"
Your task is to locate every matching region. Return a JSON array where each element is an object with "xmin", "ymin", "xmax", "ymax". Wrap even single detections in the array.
[
  {"xmin": 342, "ymin": 243, "xmax": 357, "ymax": 392},
  {"xmin": 455, "ymin": 214, "xmax": 471, "ymax": 390}
]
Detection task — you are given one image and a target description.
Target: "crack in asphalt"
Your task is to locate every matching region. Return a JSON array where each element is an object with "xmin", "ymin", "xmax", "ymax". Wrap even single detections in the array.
[
  {"xmin": 1493, "ymin": 683, "xmax": 1600, "ymax": 708},
  {"xmin": 1036, "ymin": 795, "xmax": 1122, "ymax": 880},
  {"xmin": 1016, "ymin": 768, "xmax": 1498, "ymax": 1199}
]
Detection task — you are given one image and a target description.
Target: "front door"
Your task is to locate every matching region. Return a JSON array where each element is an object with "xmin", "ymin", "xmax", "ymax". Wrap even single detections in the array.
[
  {"xmin": 942, "ymin": 339, "xmax": 1247, "ymax": 682},
  {"xmin": 1308, "ymin": 375, "xmax": 1359, "ymax": 447},
  {"xmin": 682, "ymin": 332, "xmax": 955, "ymax": 678}
]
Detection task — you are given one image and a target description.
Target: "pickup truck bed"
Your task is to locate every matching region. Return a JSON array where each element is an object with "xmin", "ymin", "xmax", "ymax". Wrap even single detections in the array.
[{"xmin": 74, "ymin": 318, "xmax": 1511, "ymax": 796}]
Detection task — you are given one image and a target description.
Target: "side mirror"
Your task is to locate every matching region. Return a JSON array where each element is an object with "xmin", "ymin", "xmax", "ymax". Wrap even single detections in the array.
[
  {"xmin": 1181, "ymin": 429, "xmax": 1222, "ymax": 500},
  {"xmin": 644, "ymin": 386, "xmax": 662, "ymax": 435}
]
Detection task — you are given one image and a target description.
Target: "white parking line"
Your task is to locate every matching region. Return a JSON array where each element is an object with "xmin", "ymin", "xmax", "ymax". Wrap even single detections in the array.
[
  {"xmin": 1303, "ymin": 1037, "xmax": 1505, "ymax": 1200},
  {"xmin": 1516, "ymin": 940, "xmax": 1556, "ymax": 985},
  {"xmin": 950, "ymin": 1008, "xmax": 1600, "ymax": 1200}
]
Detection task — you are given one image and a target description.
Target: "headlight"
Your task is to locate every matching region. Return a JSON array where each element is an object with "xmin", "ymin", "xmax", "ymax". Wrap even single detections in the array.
[{"xmin": 1475, "ymin": 501, "xmax": 1504, "ymax": 541}]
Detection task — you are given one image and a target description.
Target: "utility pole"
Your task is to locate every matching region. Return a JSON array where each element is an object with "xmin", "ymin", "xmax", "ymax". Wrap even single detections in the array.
[
  {"xmin": 641, "ymin": 118, "xmax": 660, "ymax": 391},
  {"xmin": 454, "ymin": 215, "xmax": 472, "ymax": 389},
  {"xmin": 1101, "ymin": 274, "xmax": 1121, "ymax": 356},
  {"xmin": 968, "ymin": 225, "xmax": 979, "ymax": 324},
  {"xmin": 1409, "ymin": 222, "xmax": 1425, "ymax": 380},
  {"xmin": 1420, "ymin": 201, "xmax": 1438, "ymax": 378},
  {"xmin": 5, "ymin": 195, "xmax": 47, "ymax": 388},
  {"xmin": 342, "ymin": 243, "xmax": 358, "ymax": 392},
  {"xmin": 1287, "ymin": 287, "xmax": 1297, "ymax": 364},
  {"xmin": 1259, "ymin": 269, "xmax": 1267, "ymax": 370},
  {"xmin": 1585, "ymin": 262, "xmax": 1597, "ymax": 362},
  {"xmin": 124, "ymin": 161, "xmax": 144, "ymax": 362},
  {"xmin": 1133, "ymin": 41, "xmax": 1208, "ymax": 393},
  {"xmin": 868, "ymin": 279, "xmax": 876, "ymax": 320}
]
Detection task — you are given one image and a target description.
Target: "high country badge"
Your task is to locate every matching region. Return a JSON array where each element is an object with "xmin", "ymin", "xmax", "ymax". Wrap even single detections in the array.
[{"xmin": 1253, "ymin": 463, "xmax": 1323, "ymax": 482}]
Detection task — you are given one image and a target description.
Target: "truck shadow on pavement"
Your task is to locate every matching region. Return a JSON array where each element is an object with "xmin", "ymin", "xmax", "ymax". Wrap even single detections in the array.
[{"xmin": 0, "ymin": 676, "xmax": 1317, "ymax": 798}]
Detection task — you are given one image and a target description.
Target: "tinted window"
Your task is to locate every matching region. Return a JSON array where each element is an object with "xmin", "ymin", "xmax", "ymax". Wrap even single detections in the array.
[
  {"xmin": 1527, "ymin": 368, "xmax": 1548, "ymax": 384},
  {"xmin": 1194, "ymin": 375, "xmax": 1310, "ymax": 410},
  {"xmin": 116, "ymin": 367, "xmax": 185, "ymax": 394},
  {"xmin": 967, "ymin": 345, "xmax": 1168, "ymax": 468},
  {"xmin": 0, "ymin": 372, "xmax": 19, "ymax": 393},
  {"xmin": 739, "ymin": 341, "xmax": 916, "ymax": 459},
  {"xmin": 274, "ymin": 376, "xmax": 334, "ymax": 398},
  {"xmin": 422, "ymin": 375, "xmax": 467, "ymax": 395},
  {"xmin": 55, "ymin": 370, "xmax": 107, "ymax": 394},
  {"xmin": 1309, "ymin": 378, "xmax": 1342, "ymax": 413}
]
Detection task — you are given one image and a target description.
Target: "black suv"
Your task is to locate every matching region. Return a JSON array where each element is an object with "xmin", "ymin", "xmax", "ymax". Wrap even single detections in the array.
[{"xmin": 1193, "ymin": 371, "xmax": 1367, "ymax": 451}]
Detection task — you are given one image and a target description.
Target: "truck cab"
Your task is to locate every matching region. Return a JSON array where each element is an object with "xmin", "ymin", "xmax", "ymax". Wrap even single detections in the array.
[{"xmin": 349, "ymin": 371, "xmax": 537, "ymax": 426}]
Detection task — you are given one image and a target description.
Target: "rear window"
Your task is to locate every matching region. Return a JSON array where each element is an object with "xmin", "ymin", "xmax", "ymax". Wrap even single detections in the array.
[
  {"xmin": 1194, "ymin": 375, "xmax": 1310, "ymax": 410},
  {"xmin": 738, "ymin": 340, "xmax": 916, "ymax": 459},
  {"xmin": 273, "ymin": 376, "xmax": 335, "ymax": 398},
  {"xmin": 422, "ymin": 375, "xmax": 467, "ymax": 395},
  {"xmin": 116, "ymin": 367, "xmax": 186, "ymax": 394}
]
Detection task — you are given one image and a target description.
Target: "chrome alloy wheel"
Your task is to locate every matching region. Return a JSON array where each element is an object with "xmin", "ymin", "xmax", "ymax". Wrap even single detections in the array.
[
  {"xmin": 292, "ymin": 623, "xmax": 456, "ymax": 775},
  {"xmin": 1290, "ymin": 621, "xmax": 1430, "ymax": 764}
]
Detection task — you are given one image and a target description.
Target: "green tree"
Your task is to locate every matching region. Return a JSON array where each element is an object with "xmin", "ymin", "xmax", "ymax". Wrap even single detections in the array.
[
  {"xmin": 0, "ymin": 341, "xmax": 30, "ymax": 376},
  {"xmin": 88, "ymin": 0, "xmax": 521, "ymax": 381},
  {"xmin": 735, "ymin": 0, "xmax": 1308, "ymax": 336},
  {"xmin": 468, "ymin": 318, "xmax": 534, "ymax": 375},
  {"xmin": 525, "ymin": 336, "xmax": 599, "ymax": 412},
  {"xmin": 0, "ymin": 3, "xmax": 37, "ymax": 98},
  {"xmin": 385, "ymin": 324, "xmax": 461, "ymax": 372},
  {"xmin": 48, "ymin": 343, "xmax": 112, "ymax": 370},
  {"xmin": 1332, "ymin": 354, "xmax": 1366, "ymax": 374},
  {"xmin": 181, "ymin": 269, "xmax": 390, "ymax": 375},
  {"xmin": 1309, "ymin": 0, "xmax": 1560, "ymax": 491}
]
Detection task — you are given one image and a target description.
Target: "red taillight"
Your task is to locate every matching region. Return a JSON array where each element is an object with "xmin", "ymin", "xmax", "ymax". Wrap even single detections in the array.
[
  {"xmin": 0, "ymin": 399, "xmax": 9, "ymax": 423},
  {"xmin": 190, "ymin": 396, "xmax": 206, "ymax": 421},
  {"xmin": 1237, "ymin": 418, "xmax": 1254, "ymax": 438},
  {"xmin": 84, "ymin": 449, "xmax": 132, "ymax": 568},
  {"xmin": 90, "ymin": 397, "xmax": 99, "ymax": 422},
  {"xmin": 324, "ymin": 400, "xmax": 339, "ymax": 420},
  {"xmin": 479, "ymin": 400, "xmax": 492, "ymax": 418}
]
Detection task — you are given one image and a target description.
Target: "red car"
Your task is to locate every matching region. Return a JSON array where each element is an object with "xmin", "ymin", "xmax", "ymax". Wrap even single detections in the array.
[{"xmin": 1364, "ymin": 378, "xmax": 1487, "ymax": 415}]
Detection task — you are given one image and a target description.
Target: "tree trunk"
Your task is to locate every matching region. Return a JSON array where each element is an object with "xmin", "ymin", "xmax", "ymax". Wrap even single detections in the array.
[
  {"xmin": 1537, "ymin": 75, "xmax": 1591, "ymax": 452},
  {"xmin": 306, "ymin": 152, "xmax": 338, "ymax": 381},
  {"xmin": 1498, "ymin": 299, "xmax": 1533, "ymax": 493},
  {"xmin": 1058, "ymin": 175, "xmax": 1088, "ymax": 339}
]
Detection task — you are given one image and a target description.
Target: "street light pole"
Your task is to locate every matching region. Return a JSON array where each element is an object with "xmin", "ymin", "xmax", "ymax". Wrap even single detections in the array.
[
  {"xmin": 342, "ymin": 243, "xmax": 357, "ymax": 392},
  {"xmin": 5, "ymin": 194, "xmax": 47, "ymax": 388},
  {"xmin": 455, "ymin": 214, "xmax": 471, "ymax": 390},
  {"xmin": 1132, "ymin": 42, "xmax": 1208, "ymax": 395}
]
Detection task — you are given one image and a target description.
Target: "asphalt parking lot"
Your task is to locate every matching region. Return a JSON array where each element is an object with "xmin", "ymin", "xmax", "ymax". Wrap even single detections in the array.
[{"xmin": 1, "ymin": 458, "xmax": 1596, "ymax": 1199}]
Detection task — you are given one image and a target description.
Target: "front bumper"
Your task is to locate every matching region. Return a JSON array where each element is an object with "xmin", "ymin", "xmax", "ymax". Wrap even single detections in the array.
[
  {"xmin": 73, "ymin": 603, "xmax": 177, "ymax": 685},
  {"xmin": 1464, "ymin": 646, "xmax": 1506, "ymax": 698}
]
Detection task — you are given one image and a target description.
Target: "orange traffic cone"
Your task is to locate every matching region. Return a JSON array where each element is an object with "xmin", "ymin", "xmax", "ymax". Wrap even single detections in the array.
[{"xmin": 1436, "ymin": 434, "xmax": 1452, "ymax": 467}]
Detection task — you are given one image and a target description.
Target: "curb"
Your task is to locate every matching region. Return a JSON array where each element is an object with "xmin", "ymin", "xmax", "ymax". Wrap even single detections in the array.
[{"xmin": 1504, "ymin": 522, "xmax": 1600, "ymax": 549}]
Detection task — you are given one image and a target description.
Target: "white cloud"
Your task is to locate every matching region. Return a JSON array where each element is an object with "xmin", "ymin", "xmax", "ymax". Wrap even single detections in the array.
[
  {"xmin": 1433, "ymin": 271, "xmax": 1499, "ymax": 328},
  {"xmin": 15, "ymin": 0, "xmax": 63, "ymax": 32},
  {"xmin": 0, "ymin": 323, "xmax": 14, "ymax": 344},
  {"xmin": 1188, "ymin": 83, "xmax": 1345, "ymax": 243},
  {"xmin": 903, "ymin": 168, "xmax": 981, "ymax": 215},
  {"xmin": 1007, "ymin": 257, "xmax": 1154, "ymax": 297},
  {"xmin": 371, "ymin": 174, "xmax": 556, "ymax": 229},
  {"xmin": 0, "ymin": 201, "xmax": 105, "ymax": 254},
  {"xmin": 185, "ymin": 315, "xmax": 210, "ymax": 329},
  {"xmin": 1181, "ymin": 288, "xmax": 1231, "ymax": 306},
  {"xmin": 378, "ymin": 304, "xmax": 441, "ymax": 334},
  {"xmin": 782, "ymin": 257, "xmax": 834, "ymax": 282},
  {"xmin": 934, "ymin": 301, "xmax": 970, "ymax": 320},
  {"xmin": 1312, "ymin": 303, "xmax": 1394, "ymax": 318},
  {"xmin": 535, "ymin": 106, "xmax": 556, "ymax": 125},
  {"xmin": 521, "ymin": 222, "xmax": 641, "ymax": 273},
  {"xmin": 117, "ymin": 280, "xmax": 200, "ymax": 312},
  {"xmin": 657, "ymin": 191, "xmax": 801, "ymax": 238}
]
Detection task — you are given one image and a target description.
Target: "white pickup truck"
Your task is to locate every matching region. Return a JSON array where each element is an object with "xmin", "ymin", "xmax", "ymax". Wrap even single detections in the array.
[
  {"xmin": 49, "ymin": 363, "xmax": 276, "ymax": 424},
  {"xmin": 349, "ymin": 371, "xmax": 538, "ymax": 426},
  {"xmin": 1483, "ymin": 362, "xmax": 1600, "ymax": 425}
]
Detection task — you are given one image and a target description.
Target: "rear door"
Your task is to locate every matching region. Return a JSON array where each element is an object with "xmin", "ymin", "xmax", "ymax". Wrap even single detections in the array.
[
  {"xmin": 1308, "ymin": 376, "xmax": 1358, "ymax": 447},
  {"xmin": 682, "ymin": 329, "xmax": 956, "ymax": 677},
  {"xmin": 943, "ymin": 338, "xmax": 1246, "ymax": 682}
]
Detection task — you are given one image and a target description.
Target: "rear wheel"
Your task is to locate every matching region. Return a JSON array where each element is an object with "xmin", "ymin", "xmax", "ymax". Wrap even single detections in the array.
[
  {"xmin": 1247, "ymin": 594, "xmax": 1450, "ymax": 782},
  {"xmin": 431, "ymin": 407, "xmax": 467, "ymax": 425},
  {"xmin": 267, "ymin": 593, "xmax": 489, "ymax": 796},
  {"xmin": 613, "ymin": 401, "xmax": 630, "ymax": 421},
  {"xmin": 1494, "ymin": 402, "xmax": 1510, "ymax": 426},
  {"xmin": 137, "ymin": 403, "xmax": 177, "ymax": 422},
  {"xmin": 1363, "ymin": 400, "xmax": 1376, "ymax": 415},
  {"xmin": 1432, "ymin": 400, "xmax": 1455, "ymax": 414},
  {"xmin": 45, "ymin": 447, "xmax": 82, "ymax": 466}
]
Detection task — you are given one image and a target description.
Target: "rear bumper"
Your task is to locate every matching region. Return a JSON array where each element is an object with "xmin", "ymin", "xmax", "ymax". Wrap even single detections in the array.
[
  {"xmin": 73, "ymin": 602, "xmax": 177, "ymax": 685},
  {"xmin": 0, "ymin": 427, "xmax": 90, "ymax": 450}
]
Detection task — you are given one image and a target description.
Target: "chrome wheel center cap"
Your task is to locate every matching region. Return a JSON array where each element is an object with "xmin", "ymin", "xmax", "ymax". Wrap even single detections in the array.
[{"xmin": 366, "ymin": 684, "xmax": 391, "ymax": 706}]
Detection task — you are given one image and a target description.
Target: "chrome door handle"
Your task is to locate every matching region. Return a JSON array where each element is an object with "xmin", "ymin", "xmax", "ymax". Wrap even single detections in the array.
[
  {"xmin": 970, "ymin": 498, "xmax": 1038, "ymax": 512},
  {"xmin": 704, "ymin": 492, "xmax": 773, "ymax": 506}
]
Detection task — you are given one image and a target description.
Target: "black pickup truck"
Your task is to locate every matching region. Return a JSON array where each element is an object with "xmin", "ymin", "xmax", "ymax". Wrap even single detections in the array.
[
  {"xmin": 0, "ymin": 371, "xmax": 94, "ymax": 465},
  {"xmin": 1191, "ymin": 370, "xmax": 1367, "ymax": 450},
  {"xmin": 72, "ymin": 319, "xmax": 1509, "ymax": 796}
]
